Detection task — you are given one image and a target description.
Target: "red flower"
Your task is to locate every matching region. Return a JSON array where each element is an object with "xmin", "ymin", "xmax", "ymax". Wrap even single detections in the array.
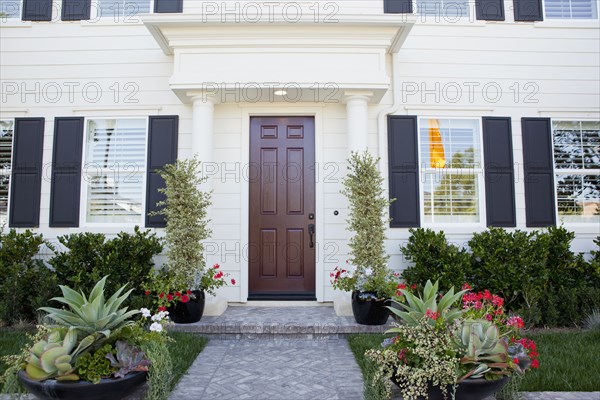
[
  {"xmin": 462, "ymin": 283, "xmax": 471, "ymax": 291},
  {"xmin": 485, "ymin": 314, "xmax": 493, "ymax": 321},
  {"xmin": 492, "ymin": 295, "xmax": 504, "ymax": 307},
  {"xmin": 215, "ymin": 271, "xmax": 223, "ymax": 279},
  {"xmin": 186, "ymin": 290, "xmax": 192, "ymax": 295},
  {"xmin": 398, "ymin": 283, "xmax": 407, "ymax": 290},
  {"xmin": 483, "ymin": 289, "xmax": 492, "ymax": 301},
  {"xmin": 425, "ymin": 308, "xmax": 440, "ymax": 320},
  {"xmin": 175, "ymin": 291, "xmax": 181, "ymax": 297},
  {"xmin": 513, "ymin": 358, "xmax": 519, "ymax": 364},
  {"xmin": 231, "ymin": 278, "xmax": 236, "ymax": 285},
  {"xmin": 181, "ymin": 295, "xmax": 190, "ymax": 303},
  {"xmin": 144, "ymin": 290, "xmax": 150, "ymax": 295},
  {"xmin": 474, "ymin": 301, "xmax": 483, "ymax": 310},
  {"xmin": 167, "ymin": 294, "xmax": 173, "ymax": 301},
  {"xmin": 410, "ymin": 284, "xmax": 417, "ymax": 290},
  {"xmin": 531, "ymin": 359, "xmax": 539, "ymax": 369},
  {"xmin": 158, "ymin": 306, "xmax": 167, "ymax": 312},
  {"xmin": 213, "ymin": 264, "xmax": 220, "ymax": 269},
  {"xmin": 159, "ymin": 293, "xmax": 165, "ymax": 299}
]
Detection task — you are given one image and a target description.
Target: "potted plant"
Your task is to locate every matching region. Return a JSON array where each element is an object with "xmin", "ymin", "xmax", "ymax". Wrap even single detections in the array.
[
  {"xmin": 366, "ymin": 280, "xmax": 539, "ymax": 400},
  {"xmin": 146, "ymin": 157, "xmax": 214, "ymax": 324},
  {"xmin": 331, "ymin": 151, "xmax": 397, "ymax": 325},
  {"xmin": 11, "ymin": 277, "xmax": 170, "ymax": 400}
]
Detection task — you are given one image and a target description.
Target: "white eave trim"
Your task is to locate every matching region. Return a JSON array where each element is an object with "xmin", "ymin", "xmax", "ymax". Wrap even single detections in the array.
[{"xmin": 142, "ymin": 14, "xmax": 416, "ymax": 55}]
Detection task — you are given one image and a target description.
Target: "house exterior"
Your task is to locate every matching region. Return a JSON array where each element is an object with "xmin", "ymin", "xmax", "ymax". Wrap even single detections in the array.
[{"xmin": 1, "ymin": 0, "xmax": 598, "ymax": 304}]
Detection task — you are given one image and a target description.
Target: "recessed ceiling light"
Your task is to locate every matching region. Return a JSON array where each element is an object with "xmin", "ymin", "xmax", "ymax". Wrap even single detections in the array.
[{"xmin": 274, "ymin": 90, "xmax": 287, "ymax": 96}]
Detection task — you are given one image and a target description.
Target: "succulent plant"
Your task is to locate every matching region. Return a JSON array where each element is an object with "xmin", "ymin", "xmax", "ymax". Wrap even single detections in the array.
[
  {"xmin": 390, "ymin": 280, "xmax": 468, "ymax": 325},
  {"xmin": 40, "ymin": 276, "xmax": 139, "ymax": 339},
  {"xmin": 105, "ymin": 341, "xmax": 150, "ymax": 379},
  {"xmin": 453, "ymin": 318, "xmax": 511, "ymax": 381},
  {"xmin": 25, "ymin": 329, "xmax": 80, "ymax": 382}
]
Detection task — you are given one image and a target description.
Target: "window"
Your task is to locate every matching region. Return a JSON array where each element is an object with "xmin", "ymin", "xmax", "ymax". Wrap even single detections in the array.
[
  {"xmin": 83, "ymin": 118, "xmax": 147, "ymax": 224},
  {"xmin": 96, "ymin": 0, "xmax": 151, "ymax": 19},
  {"xmin": 419, "ymin": 118, "xmax": 483, "ymax": 224},
  {"xmin": 544, "ymin": 0, "xmax": 598, "ymax": 18},
  {"xmin": 0, "ymin": 0, "xmax": 20, "ymax": 19},
  {"xmin": 416, "ymin": 0, "xmax": 470, "ymax": 17},
  {"xmin": 0, "ymin": 120, "xmax": 13, "ymax": 225},
  {"xmin": 552, "ymin": 120, "xmax": 600, "ymax": 223}
]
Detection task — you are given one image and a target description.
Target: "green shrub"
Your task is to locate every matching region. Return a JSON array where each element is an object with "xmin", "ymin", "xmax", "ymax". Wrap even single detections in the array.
[
  {"xmin": 398, "ymin": 226, "xmax": 600, "ymax": 328},
  {"xmin": 49, "ymin": 226, "xmax": 163, "ymax": 299},
  {"xmin": 400, "ymin": 228, "xmax": 471, "ymax": 290},
  {"xmin": 0, "ymin": 229, "xmax": 58, "ymax": 325}
]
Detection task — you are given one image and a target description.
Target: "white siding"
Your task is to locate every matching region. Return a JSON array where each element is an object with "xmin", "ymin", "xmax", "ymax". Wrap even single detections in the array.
[{"xmin": 1, "ymin": 0, "xmax": 598, "ymax": 302}]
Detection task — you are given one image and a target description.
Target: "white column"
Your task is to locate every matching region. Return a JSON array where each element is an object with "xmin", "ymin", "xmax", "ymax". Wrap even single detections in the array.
[
  {"xmin": 190, "ymin": 93, "xmax": 217, "ymax": 191},
  {"xmin": 345, "ymin": 92, "xmax": 372, "ymax": 156}
]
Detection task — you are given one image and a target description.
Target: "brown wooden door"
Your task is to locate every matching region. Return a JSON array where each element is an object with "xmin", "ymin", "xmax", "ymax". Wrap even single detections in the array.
[{"xmin": 248, "ymin": 116, "xmax": 316, "ymax": 300}]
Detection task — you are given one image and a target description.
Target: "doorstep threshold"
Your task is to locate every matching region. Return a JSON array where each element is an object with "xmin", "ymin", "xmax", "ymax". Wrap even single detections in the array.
[{"xmin": 229, "ymin": 301, "xmax": 333, "ymax": 307}]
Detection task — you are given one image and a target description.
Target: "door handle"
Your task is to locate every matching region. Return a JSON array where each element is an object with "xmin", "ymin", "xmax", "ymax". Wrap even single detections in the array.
[{"xmin": 308, "ymin": 224, "xmax": 315, "ymax": 248}]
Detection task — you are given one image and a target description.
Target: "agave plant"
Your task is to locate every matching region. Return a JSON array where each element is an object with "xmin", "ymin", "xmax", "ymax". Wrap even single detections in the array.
[
  {"xmin": 40, "ymin": 276, "xmax": 139, "ymax": 339},
  {"xmin": 453, "ymin": 318, "xmax": 511, "ymax": 381},
  {"xmin": 389, "ymin": 280, "xmax": 468, "ymax": 326}
]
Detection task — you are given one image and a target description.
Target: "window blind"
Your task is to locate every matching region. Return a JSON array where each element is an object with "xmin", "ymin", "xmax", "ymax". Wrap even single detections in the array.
[
  {"xmin": 544, "ymin": 0, "xmax": 598, "ymax": 18},
  {"xmin": 0, "ymin": 0, "xmax": 20, "ymax": 18},
  {"xmin": 417, "ymin": 0, "xmax": 470, "ymax": 17},
  {"xmin": 84, "ymin": 118, "xmax": 146, "ymax": 223},
  {"xmin": 98, "ymin": 0, "xmax": 150, "ymax": 18},
  {"xmin": 0, "ymin": 120, "xmax": 14, "ymax": 224}
]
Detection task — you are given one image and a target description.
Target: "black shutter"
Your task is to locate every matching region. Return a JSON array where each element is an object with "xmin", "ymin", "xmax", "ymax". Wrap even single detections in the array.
[
  {"xmin": 154, "ymin": 0, "xmax": 183, "ymax": 13},
  {"xmin": 388, "ymin": 116, "xmax": 420, "ymax": 228},
  {"xmin": 514, "ymin": 0, "xmax": 543, "ymax": 21},
  {"xmin": 482, "ymin": 117, "xmax": 516, "ymax": 227},
  {"xmin": 146, "ymin": 116, "xmax": 179, "ymax": 228},
  {"xmin": 22, "ymin": 0, "xmax": 52, "ymax": 21},
  {"xmin": 61, "ymin": 0, "xmax": 90, "ymax": 21},
  {"xmin": 9, "ymin": 118, "xmax": 44, "ymax": 228},
  {"xmin": 384, "ymin": 0, "xmax": 413, "ymax": 13},
  {"xmin": 476, "ymin": 0, "xmax": 505, "ymax": 20},
  {"xmin": 49, "ymin": 118, "xmax": 84, "ymax": 227},
  {"xmin": 522, "ymin": 118, "xmax": 556, "ymax": 227}
]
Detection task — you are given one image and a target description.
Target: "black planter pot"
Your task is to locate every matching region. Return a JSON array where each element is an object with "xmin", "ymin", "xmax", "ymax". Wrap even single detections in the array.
[
  {"xmin": 392, "ymin": 376, "xmax": 510, "ymax": 400},
  {"xmin": 18, "ymin": 370, "xmax": 147, "ymax": 400},
  {"xmin": 167, "ymin": 289, "xmax": 205, "ymax": 324},
  {"xmin": 351, "ymin": 291, "xmax": 390, "ymax": 325}
]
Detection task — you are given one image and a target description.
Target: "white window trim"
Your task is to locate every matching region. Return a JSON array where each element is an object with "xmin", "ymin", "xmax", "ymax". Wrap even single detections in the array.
[
  {"xmin": 551, "ymin": 118, "xmax": 600, "ymax": 227},
  {"xmin": 0, "ymin": 0, "xmax": 21, "ymax": 19},
  {"xmin": 79, "ymin": 116, "xmax": 149, "ymax": 227},
  {"xmin": 0, "ymin": 118, "xmax": 14, "ymax": 227},
  {"xmin": 541, "ymin": 0, "xmax": 600, "ymax": 20},
  {"xmin": 417, "ymin": 117, "xmax": 486, "ymax": 228}
]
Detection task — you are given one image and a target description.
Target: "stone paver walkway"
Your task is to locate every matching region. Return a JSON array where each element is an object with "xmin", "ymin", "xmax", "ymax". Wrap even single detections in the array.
[{"xmin": 168, "ymin": 338, "xmax": 363, "ymax": 400}]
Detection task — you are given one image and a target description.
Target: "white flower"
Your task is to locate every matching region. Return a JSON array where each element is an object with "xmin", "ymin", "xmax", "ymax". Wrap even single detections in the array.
[
  {"xmin": 364, "ymin": 268, "xmax": 373, "ymax": 276},
  {"xmin": 140, "ymin": 308, "xmax": 151, "ymax": 318},
  {"xmin": 159, "ymin": 311, "xmax": 170, "ymax": 320},
  {"xmin": 151, "ymin": 313, "xmax": 161, "ymax": 322},
  {"xmin": 149, "ymin": 322, "xmax": 163, "ymax": 332}
]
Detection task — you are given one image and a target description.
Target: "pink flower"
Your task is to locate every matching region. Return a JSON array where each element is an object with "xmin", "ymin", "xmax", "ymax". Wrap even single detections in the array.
[
  {"xmin": 462, "ymin": 283, "xmax": 471, "ymax": 291},
  {"xmin": 485, "ymin": 314, "xmax": 493, "ymax": 321},
  {"xmin": 231, "ymin": 278, "xmax": 236, "ymax": 285},
  {"xmin": 213, "ymin": 264, "xmax": 220, "ymax": 269},
  {"xmin": 474, "ymin": 301, "xmax": 483, "ymax": 310}
]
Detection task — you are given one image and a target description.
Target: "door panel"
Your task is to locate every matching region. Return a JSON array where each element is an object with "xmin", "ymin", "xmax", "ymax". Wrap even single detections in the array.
[{"xmin": 249, "ymin": 116, "xmax": 316, "ymax": 299}]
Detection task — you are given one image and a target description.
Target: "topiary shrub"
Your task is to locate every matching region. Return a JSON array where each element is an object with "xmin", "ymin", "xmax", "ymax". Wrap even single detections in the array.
[
  {"xmin": 0, "ymin": 229, "xmax": 58, "ymax": 325},
  {"xmin": 400, "ymin": 228, "xmax": 472, "ymax": 291}
]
